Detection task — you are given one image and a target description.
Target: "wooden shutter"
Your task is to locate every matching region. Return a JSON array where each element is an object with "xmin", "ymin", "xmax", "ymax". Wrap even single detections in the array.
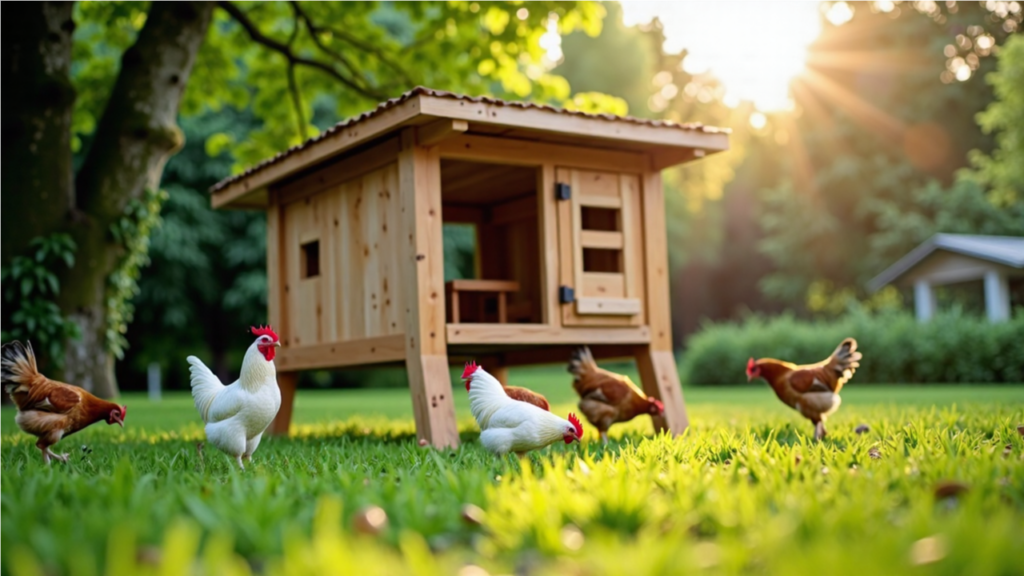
[{"xmin": 556, "ymin": 168, "xmax": 645, "ymax": 326}]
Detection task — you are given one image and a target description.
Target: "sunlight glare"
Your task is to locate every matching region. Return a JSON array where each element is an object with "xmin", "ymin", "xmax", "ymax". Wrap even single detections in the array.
[
  {"xmin": 621, "ymin": 2, "xmax": 822, "ymax": 111},
  {"xmin": 824, "ymin": 2, "xmax": 855, "ymax": 26}
]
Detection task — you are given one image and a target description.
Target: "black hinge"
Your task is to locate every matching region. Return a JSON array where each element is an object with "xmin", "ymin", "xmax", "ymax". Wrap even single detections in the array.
[
  {"xmin": 555, "ymin": 182, "xmax": 571, "ymax": 201},
  {"xmin": 559, "ymin": 286, "xmax": 575, "ymax": 304}
]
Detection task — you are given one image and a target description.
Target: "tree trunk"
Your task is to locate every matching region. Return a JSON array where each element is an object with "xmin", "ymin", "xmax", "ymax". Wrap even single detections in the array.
[
  {"xmin": 63, "ymin": 2, "xmax": 213, "ymax": 397},
  {"xmin": 1, "ymin": 2, "xmax": 76, "ymax": 265}
]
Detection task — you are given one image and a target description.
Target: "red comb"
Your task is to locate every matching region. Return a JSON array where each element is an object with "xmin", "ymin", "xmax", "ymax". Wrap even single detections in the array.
[
  {"xmin": 251, "ymin": 325, "xmax": 279, "ymax": 342},
  {"xmin": 747, "ymin": 357, "xmax": 756, "ymax": 371},
  {"xmin": 568, "ymin": 412, "xmax": 584, "ymax": 437},
  {"xmin": 461, "ymin": 360, "xmax": 479, "ymax": 381},
  {"xmin": 652, "ymin": 399, "xmax": 665, "ymax": 413}
]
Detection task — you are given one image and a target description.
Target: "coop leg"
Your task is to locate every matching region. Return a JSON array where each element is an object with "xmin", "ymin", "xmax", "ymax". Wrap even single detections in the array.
[
  {"xmin": 635, "ymin": 346, "xmax": 689, "ymax": 435},
  {"xmin": 407, "ymin": 353, "xmax": 460, "ymax": 449},
  {"xmin": 269, "ymin": 371, "xmax": 298, "ymax": 435},
  {"xmin": 490, "ymin": 365, "xmax": 510, "ymax": 387}
]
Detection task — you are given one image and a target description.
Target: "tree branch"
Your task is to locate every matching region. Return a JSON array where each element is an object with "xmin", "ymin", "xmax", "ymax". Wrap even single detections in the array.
[
  {"xmin": 285, "ymin": 3, "xmax": 308, "ymax": 141},
  {"xmin": 289, "ymin": 1, "xmax": 414, "ymax": 90},
  {"xmin": 217, "ymin": 0, "xmax": 388, "ymax": 101}
]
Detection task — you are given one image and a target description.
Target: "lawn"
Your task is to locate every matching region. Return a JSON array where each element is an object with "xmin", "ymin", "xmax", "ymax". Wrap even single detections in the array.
[{"xmin": 2, "ymin": 369, "xmax": 1022, "ymax": 576}]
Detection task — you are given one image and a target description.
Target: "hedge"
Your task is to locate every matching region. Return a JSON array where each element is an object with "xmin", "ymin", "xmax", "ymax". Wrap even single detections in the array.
[{"xmin": 679, "ymin": 310, "xmax": 1024, "ymax": 385}]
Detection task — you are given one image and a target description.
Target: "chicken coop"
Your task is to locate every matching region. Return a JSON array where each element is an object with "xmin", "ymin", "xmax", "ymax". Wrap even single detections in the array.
[{"xmin": 210, "ymin": 87, "xmax": 729, "ymax": 448}]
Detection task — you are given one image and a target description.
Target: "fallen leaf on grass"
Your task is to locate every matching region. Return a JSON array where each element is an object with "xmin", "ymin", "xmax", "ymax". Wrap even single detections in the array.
[
  {"xmin": 1016, "ymin": 425, "xmax": 1023, "ymax": 437},
  {"xmin": 1003, "ymin": 444, "xmax": 1013, "ymax": 458},
  {"xmin": 868, "ymin": 447, "xmax": 881, "ymax": 460},
  {"xmin": 910, "ymin": 535, "xmax": 947, "ymax": 565},
  {"xmin": 855, "ymin": 424, "xmax": 870, "ymax": 434}
]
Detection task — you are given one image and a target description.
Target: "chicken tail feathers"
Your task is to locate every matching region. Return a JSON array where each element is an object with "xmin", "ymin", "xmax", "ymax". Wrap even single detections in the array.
[
  {"xmin": 2, "ymin": 341, "xmax": 39, "ymax": 394},
  {"xmin": 186, "ymin": 355, "xmax": 224, "ymax": 423},
  {"xmin": 829, "ymin": 338, "xmax": 862, "ymax": 381},
  {"xmin": 568, "ymin": 346, "xmax": 598, "ymax": 379}
]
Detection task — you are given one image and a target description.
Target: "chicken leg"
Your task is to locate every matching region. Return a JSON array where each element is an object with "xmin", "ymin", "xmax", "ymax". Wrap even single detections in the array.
[
  {"xmin": 599, "ymin": 431, "xmax": 609, "ymax": 444},
  {"xmin": 814, "ymin": 421, "xmax": 827, "ymax": 441}
]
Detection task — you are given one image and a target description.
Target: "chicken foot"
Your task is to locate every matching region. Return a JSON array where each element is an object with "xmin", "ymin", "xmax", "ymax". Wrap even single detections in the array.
[
  {"xmin": 814, "ymin": 421, "xmax": 827, "ymax": 441},
  {"xmin": 39, "ymin": 445, "xmax": 69, "ymax": 464}
]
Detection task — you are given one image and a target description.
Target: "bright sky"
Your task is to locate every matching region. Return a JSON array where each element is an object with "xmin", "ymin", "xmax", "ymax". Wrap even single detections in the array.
[{"xmin": 619, "ymin": 1, "xmax": 826, "ymax": 111}]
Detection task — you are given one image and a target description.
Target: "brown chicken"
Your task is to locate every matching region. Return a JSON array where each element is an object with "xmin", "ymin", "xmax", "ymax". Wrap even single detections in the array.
[
  {"xmin": 2, "ymin": 341, "xmax": 127, "ymax": 464},
  {"xmin": 503, "ymin": 385, "xmax": 550, "ymax": 411},
  {"xmin": 746, "ymin": 338, "xmax": 862, "ymax": 440},
  {"xmin": 568, "ymin": 346, "xmax": 664, "ymax": 443}
]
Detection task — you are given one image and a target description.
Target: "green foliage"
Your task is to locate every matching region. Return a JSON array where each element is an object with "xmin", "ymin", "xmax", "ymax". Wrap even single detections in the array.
[
  {"xmin": 0, "ymin": 235, "xmax": 80, "ymax": 367},
  {"xmin": 2, "ymin": 387, "xmax": 1023, "ymax": 575},
  {"xmin": 755, "ymin": 3, "xmax": 1020, "ymax": 305},
  {"xmin": 106, "ymin": 188, "xmax": 169, "ymax": 359},
  {"xmin": 967, "ymin": 33, "xmax": 1024, "ymax": 205},
  {"xmin": 680, "ymin": 310, "xmax": 1024, "ymax": 386}
]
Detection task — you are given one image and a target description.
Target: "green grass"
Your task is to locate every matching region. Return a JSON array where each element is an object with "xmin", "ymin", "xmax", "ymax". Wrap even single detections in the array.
[{"xmin": 2, "ymin": 371, "xmax": 1023, "ymax": 576}]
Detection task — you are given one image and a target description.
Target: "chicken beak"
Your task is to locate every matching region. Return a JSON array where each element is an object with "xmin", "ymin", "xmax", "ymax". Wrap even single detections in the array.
[{"xmin": 273, "ymin": 341, "xmax": 281, "ymax": 347}]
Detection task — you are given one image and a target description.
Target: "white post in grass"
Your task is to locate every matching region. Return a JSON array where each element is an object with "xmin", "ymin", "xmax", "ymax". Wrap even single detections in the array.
[
  {"xmin": 983, "ymin": 270, "xmax": 1010, "ymax": 323},
  {"xmin": 147, "ymin": 362, "xmax": 162, "ymax": 401},
  {"xmin": 914, "ymin": 279, "xmax": 935, "ymax": 322}
]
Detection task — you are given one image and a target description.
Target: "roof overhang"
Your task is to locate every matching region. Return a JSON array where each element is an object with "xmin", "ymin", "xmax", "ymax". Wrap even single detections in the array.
[
  {"xmin": 210, "ymin": 88, "xmax": 730, "ymax": 210},
  {"xmin": 868, "ymin": 233, "xmax": 1024, "ymax": 292}
]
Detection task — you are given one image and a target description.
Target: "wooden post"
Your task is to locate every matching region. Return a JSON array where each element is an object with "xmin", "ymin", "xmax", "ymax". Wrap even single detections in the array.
[
  {"xmin": 266, "ymin": 192, "xmax": 299, "ymax": 436},
  {"xmin": 635, "ymin": 172, "xmax": 689, "ymax": 434},
  {"xmin": 399, "ymin": 130, "xmax": 460, "ymax": 448},
  {"xmin": 269, "ymin": 371, "xmax": 298, "ymax": 435},
  {"xmin": 490, "ymin": 365, "xmax": 510, "ymax": 387}
]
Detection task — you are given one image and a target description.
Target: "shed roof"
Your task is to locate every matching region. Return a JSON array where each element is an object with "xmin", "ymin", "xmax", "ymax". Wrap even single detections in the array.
[
  {"xmin": 210, "ymin": 87, "xmax": 730, "ymax": 209},
  {"xmin": 868, "ymin": 233, "xmax": 1024, "ymax": 291}
]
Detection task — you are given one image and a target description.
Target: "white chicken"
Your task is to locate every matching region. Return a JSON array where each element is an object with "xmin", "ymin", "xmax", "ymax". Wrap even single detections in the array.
[
  {"xmin": 462, "ymin": 361, "xmax": 583, "ymax": 455},
  {"xmin": 187, "ymin": 325, "xmax": 282, "ymax": 469}
]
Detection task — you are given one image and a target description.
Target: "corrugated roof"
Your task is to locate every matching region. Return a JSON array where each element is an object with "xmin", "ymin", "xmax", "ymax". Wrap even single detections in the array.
[
  {"xmin": 211, "ymin": 86, "xmax": 730, "ymax": 193},
  {"xmin": 868, "ymin": 233, "xmax": 1024, "ymax": 291}
]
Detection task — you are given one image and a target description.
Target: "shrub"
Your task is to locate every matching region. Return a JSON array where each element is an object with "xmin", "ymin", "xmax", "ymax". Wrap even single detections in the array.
[{"xmin": 679, "ymin": 309, "xmax": 1024, "ymax": 385}]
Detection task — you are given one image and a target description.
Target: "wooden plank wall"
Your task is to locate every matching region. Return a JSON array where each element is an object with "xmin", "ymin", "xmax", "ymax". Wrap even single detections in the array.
[{"xmin": 280, "ymin": 163, "xmax": 406, "ymax": 347}]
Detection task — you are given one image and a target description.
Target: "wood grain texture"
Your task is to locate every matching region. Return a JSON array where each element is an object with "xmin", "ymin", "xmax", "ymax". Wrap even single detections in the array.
[
  {"xmin": 268, "ymin": 371, "xmax": 298, "ymax": 436},
  {"xmin": 640, "ymin": 172, "xmax": 673, "ymax": 350},
  {"xmin": 438, "ymin": 134, "xmax": 647, "ymax": 173},
  {"xmin": 274, "ymin": 334, "xmax": 406, "ymax": 372},
  {"xmin": 635, "ymin": 347, "xmax": 689, "ymax": 435},
  {"xmin": 399, "ymin": 132, "xmax": 459, "ymax": 448},
  {"xmin": 538, "ymin": 164, "xmax": 560, "ymax": 325},
  {"xmin": 446, "ymin": 324, "xmax": 650, "ymax": 345}
]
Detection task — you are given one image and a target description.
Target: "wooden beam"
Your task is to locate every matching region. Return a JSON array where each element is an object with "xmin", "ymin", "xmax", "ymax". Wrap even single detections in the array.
[
  {"xmin": 274, "ymin": 137, "xmax": 401, "ymax": 206},
  {"xmin": 399, "ymin": 130, "xmax": 460, "ymax": 449},
  {"xmin": 268, "ymin": 371, "xmax": 298, "ymax": 436},
  {"xmin": 538, "ymin": 164, "xmax": 560, "ymax": 326},
  {"xmin": 446, "ymin": 324, "xmax": 650, "ymax": 345},
  {"xmin": 273, "ymin": 334, "xmax": 407, "ymax": 372},
  {"xmin": 419, "ymin": 95, "xmax": 731, "ymax": 152},
  {"xmin": 576, "ymin": 297, "xmax": 641, "ymax": 316},
  {"xmin": 210, "ymin": 97, "xmax": 424, "ymax": 209},
  {"xmin": 579, "ymin": 230, "xmax": 624, "ymax": 250},
  {"xmin": 438, "ymin": 134, "xmax": 648, "ymax": 173},
  {"xmin": 635, "ymin": 347, "xmax": 689, "ymax": 435},
  {"xmin": 448, "ymin": 279, "xmax": 520, "ymax": 292},
  {"xmin": 640, "ymin": 172, "xmax": 673, "ymax": 351},
  {"xmin": 418, "ymin": 119, "xmax": 469, "ymax": 146}
]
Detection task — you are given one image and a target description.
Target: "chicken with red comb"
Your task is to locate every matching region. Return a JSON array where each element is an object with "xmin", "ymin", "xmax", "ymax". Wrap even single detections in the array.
[{"xmin": 463, "ymin": 361, "xmax": 583, "ymax": 455}]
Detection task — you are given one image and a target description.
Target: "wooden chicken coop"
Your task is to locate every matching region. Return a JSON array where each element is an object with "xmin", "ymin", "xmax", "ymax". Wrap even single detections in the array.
[{"xmin": 210, "ymin": 87, "xmax": 729, "ymax": 448}]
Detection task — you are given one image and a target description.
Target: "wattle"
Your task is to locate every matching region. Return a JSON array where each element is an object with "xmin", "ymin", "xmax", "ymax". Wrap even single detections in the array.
[{"xmin": 259, "ymin": 345, "xmax": 276, "ymax": 361}]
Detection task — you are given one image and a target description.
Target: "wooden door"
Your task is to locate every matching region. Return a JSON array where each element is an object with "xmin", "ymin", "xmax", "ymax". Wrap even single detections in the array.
[{"xmin": 556, "ymin": 168, "xmax": 645, "ymax": 326}]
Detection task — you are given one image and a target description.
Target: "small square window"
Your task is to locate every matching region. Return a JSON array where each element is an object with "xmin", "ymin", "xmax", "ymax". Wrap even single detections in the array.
[{"xmin": 301, "ymin": 240, "xmax": 320, "ymax": 278}]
